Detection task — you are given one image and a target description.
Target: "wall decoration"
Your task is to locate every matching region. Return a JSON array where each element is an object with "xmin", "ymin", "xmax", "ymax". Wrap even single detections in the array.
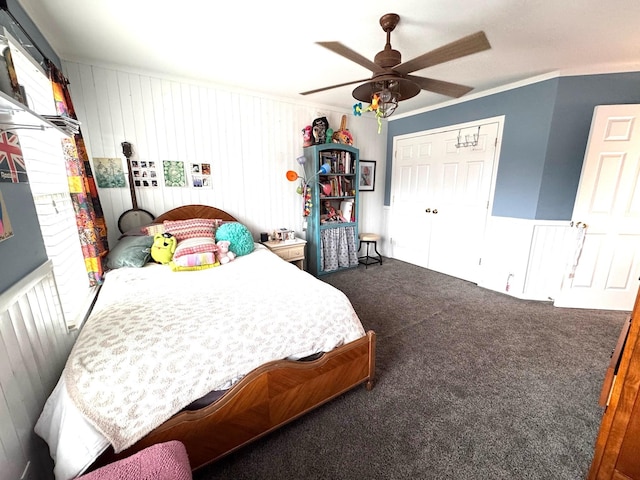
[
  {"xmin": 0, "ymin": 187, "xmax": 14, "ymax": 242},
  {"xmin": 163, "ymin": 160, "xmax": 186, "ymax": 187},
  {"xmin": 93, "ymin": 157, "xmax": 126, "ymax": 188},
  {"xmin": 131, "ymin": 159, "xmax": 159, "ymax": 187},
  {"xmin": 359, "ymin": 160, "xmax": 376, "ymax": 192},
  {"xmin": 189, "ymin": 162, "xmax": 212, "ymax": 188},
  {"xmin": 0, "ymin": 131, "xmax": 28, "ymax": 183}
]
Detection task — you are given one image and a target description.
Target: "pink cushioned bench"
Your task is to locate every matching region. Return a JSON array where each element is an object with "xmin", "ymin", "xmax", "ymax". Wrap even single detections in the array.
[{"xmin": 77, "ymin": 441, "xmax": 192, "ymax": 480}]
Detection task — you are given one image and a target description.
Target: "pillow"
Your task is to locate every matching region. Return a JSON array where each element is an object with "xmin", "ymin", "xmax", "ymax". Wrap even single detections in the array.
[
  {"xmin": 173, "ymin": 237, "xmax": 217, "ymax": 259},
  {"xmin": 141, "ymin": 223, "xmax": 165, "ymax": 236},
  {"xmin": 106, "ymin": 235, "xmax": 154, "ymax": 269},
  {"xmin": 170, "ymin": 252, "xmax": 219, "ymax": 271},
  {"xmin": 119, "ymin": 223, "xmax": 154, "ymax": 239},
  {"xmin": 163, "ymin": 218, "xmax": 221, "ymax": 241},
  {"xmin": 215, "ymin": 222, "xmax": 255, "ymax": 256},
  {"xmin": 170, "ymin": 263, "xmax": 217, "ymax": 272}
]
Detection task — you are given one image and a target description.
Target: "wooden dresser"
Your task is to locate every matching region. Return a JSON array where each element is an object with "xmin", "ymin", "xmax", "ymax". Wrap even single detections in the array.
[{"xmin": 588, "ymin": 283, "xmax": 640, "ymax": 479}]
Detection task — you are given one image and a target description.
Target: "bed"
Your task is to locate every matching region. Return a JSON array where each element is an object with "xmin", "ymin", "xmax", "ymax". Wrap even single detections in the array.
[{"xmin": 35, "ymin": 204, "xmax": 376, "ymax": 479}]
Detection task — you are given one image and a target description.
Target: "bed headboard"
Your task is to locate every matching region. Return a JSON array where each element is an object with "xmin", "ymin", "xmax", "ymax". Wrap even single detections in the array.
[{"xmin": 153, "ymin": 205, "xmax": 238, "ymax": 223}]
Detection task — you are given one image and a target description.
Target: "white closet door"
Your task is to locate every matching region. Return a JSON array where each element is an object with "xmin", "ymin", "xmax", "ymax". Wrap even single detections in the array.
[
  {"xmin": 390, "ymin": 136, "xmax": 436, "ymax": 269},
  {"xmin": 390, "ymin": 120, "xmax": 499, "ymax": 283},
  {"xmin": 427, "ymin": 123, "xmax": 498, "ymax": 282}
]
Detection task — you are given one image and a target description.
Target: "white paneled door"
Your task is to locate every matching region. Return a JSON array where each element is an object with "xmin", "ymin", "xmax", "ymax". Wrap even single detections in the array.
[
  {"xmin": 554, "ymin": 105, "xmax": 640, "ymax": 311},
  {"xmin": 390, "ymin": 120, "xmax": 500, "ymax": 283},
  {"xmin": 390, "ymin": 135, "xmax": 435, "ymax": 269}
]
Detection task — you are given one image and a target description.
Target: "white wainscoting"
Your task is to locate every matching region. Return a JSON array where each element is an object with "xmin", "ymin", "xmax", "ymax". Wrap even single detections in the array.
[
  {"xmin": 477, "ymin": 217, "xmax": 573, "ymax": 301},
  {"xmin": 0, "ymin": 262, "xmax": 77, "ymax": 480},
  {"xmin": 62, "ymin": 62, "xmax": 387, "ymax": 249}
]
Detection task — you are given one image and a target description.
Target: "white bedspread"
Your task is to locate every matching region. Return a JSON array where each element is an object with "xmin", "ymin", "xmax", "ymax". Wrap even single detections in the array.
[{"xmin": 35, "ymin": 244, "xmax": 365, "ymax": 479}]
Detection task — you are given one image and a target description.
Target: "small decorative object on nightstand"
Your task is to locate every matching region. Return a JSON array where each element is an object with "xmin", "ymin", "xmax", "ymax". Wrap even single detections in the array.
[{"xmin": 262, "ymin": 237, "xmax": 307, "ymax": 270}]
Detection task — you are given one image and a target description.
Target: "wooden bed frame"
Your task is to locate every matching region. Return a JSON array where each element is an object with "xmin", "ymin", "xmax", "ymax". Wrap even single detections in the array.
[{"xmin": 93, "ymin": 205, "xmax": 376, "ymax": 472}]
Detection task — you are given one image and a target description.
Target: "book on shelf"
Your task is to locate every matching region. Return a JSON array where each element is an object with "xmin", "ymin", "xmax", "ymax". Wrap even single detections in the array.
[
  {"xmin": 319, "ymin": 150, "xmax": 354, "ymax": 175},
  {"xmin": 340, "ymin": 199, "xmax": 354, "ymax": 223}
]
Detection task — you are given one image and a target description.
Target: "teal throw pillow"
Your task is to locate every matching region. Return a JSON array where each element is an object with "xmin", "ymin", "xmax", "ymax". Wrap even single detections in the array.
[
  {"xmin": 215, "ymin": 222, "xmax": 255, "ymax": 256},
  {"xmin": 106, "ymin": 235, "xmax": 154, "ymax": 269}
]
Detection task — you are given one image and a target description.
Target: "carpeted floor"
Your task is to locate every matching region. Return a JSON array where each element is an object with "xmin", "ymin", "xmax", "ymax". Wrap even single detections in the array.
[{"xmin": 194, "ymin": 258, "xmax": 629, "ymax": 480}]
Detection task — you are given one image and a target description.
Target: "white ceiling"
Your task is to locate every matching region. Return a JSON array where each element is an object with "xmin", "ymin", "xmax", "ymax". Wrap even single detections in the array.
[{"xmin": 17, "ymin": 0, "xmax": 640, "ymax": 117}]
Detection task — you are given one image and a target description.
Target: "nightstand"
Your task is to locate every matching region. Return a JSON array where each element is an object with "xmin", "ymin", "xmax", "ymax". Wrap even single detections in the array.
[{"xmin": 262, "ymin": 238, "xmax": 307, "ymax": 270}]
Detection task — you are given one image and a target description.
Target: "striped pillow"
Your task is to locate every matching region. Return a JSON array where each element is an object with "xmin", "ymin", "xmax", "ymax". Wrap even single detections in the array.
[
  {"xmin": 171, "ymin": 252, "xmax": 218, "ymax": 268},
  {"xmin": 163, "ymin": 218, "xmax": 221, "ymax": 241},
  {"xmin": 173, "ymin": 237, "xmax": 217, "ymax": 259},
  {"xmin": 141, "ymin": 223, "xmax": 165, "ymax": 236}
]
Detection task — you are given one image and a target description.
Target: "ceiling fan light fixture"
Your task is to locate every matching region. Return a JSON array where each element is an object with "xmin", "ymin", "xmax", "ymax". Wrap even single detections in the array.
[
  {"xmin": 376, "ymin": 88, "xmax": 398, "ymax": 118},
  {"xmin": 379, "ymin": 88, "xmax": 392, "ymax": 103},
  {"xmin": 352, "ymin": 76, "xmax": 420, "ymax": 118}
]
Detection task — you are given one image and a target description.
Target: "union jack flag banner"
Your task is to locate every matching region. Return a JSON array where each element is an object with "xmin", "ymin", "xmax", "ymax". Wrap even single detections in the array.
[{"xmin": 0, "ymin": 131, "xmax": 28, "ymax": 183}]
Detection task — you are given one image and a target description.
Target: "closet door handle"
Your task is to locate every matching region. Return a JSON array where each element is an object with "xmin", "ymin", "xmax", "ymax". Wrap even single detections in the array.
[
  {"xmin": 432, "ymin": 209, "xmax": 438, "ymax": 214},
  {"xmin": 425, "ymin": 208, "xmax": 431, "ymax": 213}
]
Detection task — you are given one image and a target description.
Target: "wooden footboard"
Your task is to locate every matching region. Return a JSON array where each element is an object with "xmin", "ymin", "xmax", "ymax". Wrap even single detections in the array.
[{"xmin": 94, "ymin": 330, "xmax": 376, "ymax": 471}]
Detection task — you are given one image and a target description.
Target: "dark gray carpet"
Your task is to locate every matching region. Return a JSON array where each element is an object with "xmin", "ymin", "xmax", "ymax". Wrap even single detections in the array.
[{"xmin": 194, "ymin": 258, "xmax": 628, "ymax": 480}]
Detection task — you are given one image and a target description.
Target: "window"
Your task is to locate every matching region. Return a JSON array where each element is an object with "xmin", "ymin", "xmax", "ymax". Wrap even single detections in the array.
[{"xmin": 8, "ymin": 33, "xmax": 95, "ymax": 329}]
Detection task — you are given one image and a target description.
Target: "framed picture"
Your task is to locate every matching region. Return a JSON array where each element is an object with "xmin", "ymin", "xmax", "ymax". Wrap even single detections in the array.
[{"xmin": 359, "ymin": 160, "xmax": 376, "ymax": 192}]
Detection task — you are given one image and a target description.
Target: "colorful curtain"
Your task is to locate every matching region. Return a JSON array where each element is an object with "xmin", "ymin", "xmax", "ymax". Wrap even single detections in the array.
[{"xmin": 48, "ymin": 61, "xmax": 108, "ymax": 286}]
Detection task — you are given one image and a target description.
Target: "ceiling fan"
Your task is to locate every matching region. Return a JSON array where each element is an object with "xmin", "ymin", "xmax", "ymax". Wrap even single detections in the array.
[{"xmin": 300, "ymin": 13, "xmax": 491, "ymax": 116}]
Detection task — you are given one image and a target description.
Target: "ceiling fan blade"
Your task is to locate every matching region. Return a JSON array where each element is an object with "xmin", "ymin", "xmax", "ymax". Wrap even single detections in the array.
[
  {"xmin": 300, "ymin": 78, "xmax": 371, "ymax": 96},
  {"xmin": 406, "ymin": 75, "xmax": 474, "ymax": 98},
  {"xmin": 316, "ymin": 41, "xmax": 386, "ymax": 74},
  {"xmin": 394, "ymin": 31, "xmax": 491, "ymax": 75}
]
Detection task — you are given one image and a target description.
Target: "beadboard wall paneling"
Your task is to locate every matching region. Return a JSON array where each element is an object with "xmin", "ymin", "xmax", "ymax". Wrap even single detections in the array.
[
  {"xmin": 0, "ymin": 262, "xmax": 77, "ymax": 480},
  {"xmin": 478, "ymin": 217, "xmax": 572, "ymax": 300},
  {"xmin": 524, "ymin": 222, "xmax": 574, "ymax": 300},
  {"xmin": 63, "ymin": 62, "xmax": 388, "ymax": 250}
]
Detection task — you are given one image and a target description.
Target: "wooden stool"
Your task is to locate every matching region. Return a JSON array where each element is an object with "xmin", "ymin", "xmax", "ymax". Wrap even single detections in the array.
[{"xmin": 358, "ymin": 233, "xmax": 382, "ymax": 268}]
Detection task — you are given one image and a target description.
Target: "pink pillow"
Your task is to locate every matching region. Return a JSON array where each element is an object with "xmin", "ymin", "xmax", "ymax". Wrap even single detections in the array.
[
  {"xmin": 141, "ymin": 223, "xmax": 165, "ymax": 236},
  {"xmin": 173, "ymin": 237, "xmax": 217, "ymax": 259},
  {"xmin": 163, "ymin": 218, "xmax": 221, "ymax": 241},
  {"xmin": 172, "ymin": 252, "xmax": 217, "ymax": 267}
]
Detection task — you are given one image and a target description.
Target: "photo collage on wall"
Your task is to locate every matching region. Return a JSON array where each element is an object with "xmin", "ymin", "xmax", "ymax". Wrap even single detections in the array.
[
  {"xmin": 130, "ymin": 160, "xmax": 159, "ymax": 187},
  {"xmin": 93, "ymin": 157, "xmax": 213, "ymax": 189},
  {"xmin": 189, "ymin": 162, "xmax": 212, "ymax": 188}
]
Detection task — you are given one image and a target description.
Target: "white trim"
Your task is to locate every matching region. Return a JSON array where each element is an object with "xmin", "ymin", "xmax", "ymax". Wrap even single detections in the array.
[
  {"xmin": 391, "ymin": 114, "xmax": 505, "ymax": 218},
  {"xmin": 391, "ymin": 72, "xmax": 559, "ymax": 119},
  {"xmin": 389, "ymin": 116, "xmax": 505, "ymax": 283},
  {"xmin": 391, "ymin": 115, "xmax": 505, "ymax": 141},
  {"xmin": 66, "ymin": 284, "xmax": 100, "ymax": 331},
  {"xmin": 390, "ymin": 64, "xmax": 640, "ymax": 120},
  {"xmin": 0, "ymin": 260, "xmax": 53, "ymax": 312},
  {"xmin": 0, "ymin": 259, "xmax": 98, "ymax": 333}
]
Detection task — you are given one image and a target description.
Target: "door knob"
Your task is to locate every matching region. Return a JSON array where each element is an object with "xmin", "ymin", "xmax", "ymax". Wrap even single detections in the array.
[
  {"xmin": 425, "ymin": 208, "xmax": 431, "ymax": 213},
  {"xmin": 432, "ymin": 209, "xmax": 438, "ymax": 214}
]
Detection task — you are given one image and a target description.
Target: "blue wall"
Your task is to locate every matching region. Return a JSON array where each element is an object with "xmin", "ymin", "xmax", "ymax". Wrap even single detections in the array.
[
  {"xmin": 0, "ymin": 184, "xmax": 48, "ymax": 293},
  {"xmin": 387, "ymin": 72, "xmax": 640, "ymax": 220}
]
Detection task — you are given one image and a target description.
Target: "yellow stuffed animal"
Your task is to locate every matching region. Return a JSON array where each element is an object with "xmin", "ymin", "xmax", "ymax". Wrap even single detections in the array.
[{"xmin": 151, "ymin": 233, "xmax": 177, "ymax": 264}]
